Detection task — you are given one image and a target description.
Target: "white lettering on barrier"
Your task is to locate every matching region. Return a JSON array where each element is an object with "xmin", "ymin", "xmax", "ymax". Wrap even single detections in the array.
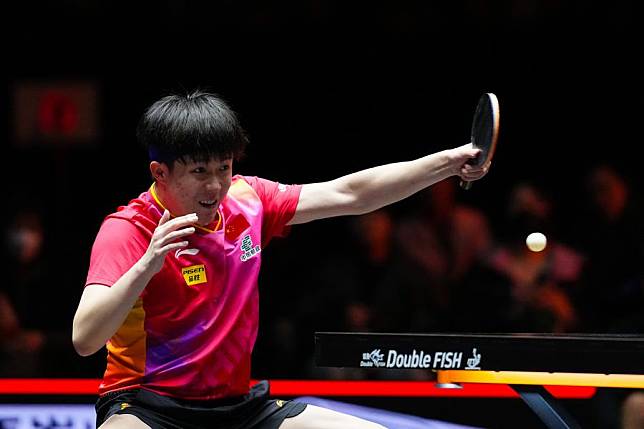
[{"xmin": 360, "ymin": 348, "xmax": 481, "ymax": 370}]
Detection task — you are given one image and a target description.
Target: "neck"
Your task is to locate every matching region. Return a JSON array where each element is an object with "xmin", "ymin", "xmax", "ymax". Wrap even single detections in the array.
[
  {"xmin": 151, "ymin": 182, "xmax": 221, "ymax": 232},
  {"xmin": 151, "ymin": 182, "xmax": 172, "ymax": 213}
]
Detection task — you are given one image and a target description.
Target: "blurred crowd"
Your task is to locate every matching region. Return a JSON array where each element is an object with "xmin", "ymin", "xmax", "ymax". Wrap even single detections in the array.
[
  {"xmin": 254, "ymin": 164, "xmax": 643, "ymax": 378},
  {"xmin": 0, "ymin": 163, "xmax": 642, "ymax": 426},
  {"xmin": 253, "ymin": 163, "xmax": 642, "ymax": 428}
]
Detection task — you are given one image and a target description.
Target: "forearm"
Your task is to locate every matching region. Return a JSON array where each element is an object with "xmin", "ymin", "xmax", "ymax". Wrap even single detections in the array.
[
  {"xmin": 290, "ymin": 143, "xmax": 483, "ymax": 224},
  {"xmin": 72, "ymin": 259, "xmax": 156, "ymax": 356},
  {"xmin": 336, "ymin": 150, "xmax": 455, "ymax": 214},
  {"xmin": 74, "ymin": 212, "xmax": 197, "ymax": 356}
]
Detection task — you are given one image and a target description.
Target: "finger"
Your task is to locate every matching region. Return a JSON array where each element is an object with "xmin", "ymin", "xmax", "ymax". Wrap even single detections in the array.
[
  {"xmin": 473, "ymin": 164, "xmax": 490, "ymax": 175},
  {"xmin": 158, "ymin": 209, "xmax": 172, "ymax": 226},
  {"xmin": 158, "ymin": 213, "xmax": 199, "ymax": 233},
  {"xmin": 460, "ymin": 166, "xmax": 485, "ymax": 179},
  {"xmin": 469, "ymin": 148, "xmax": 482, "ymax": 159},
  {"xmin": 463, "ymin": 161, "xmax": 489, "ymax": 173},
  {"xmin": 458, "ymin": 143, "xmax": 479, "ymax": 160},
  {"xmin": 159, "ymin": 227, "xmax": 196, "ymax": 246},
  {"xmin": 462, "ymin": 151, "xmax": 481, "ymax": 168},
  {"xmin": 462, "ymin": 164, "xmax": 480, "ymax": 174},
  {"xmin": 461, "ymin": 165, "xmax": 486, "ymax": 175},
  {"xmin": 159, "ymin": 241, "xmax": 190, "ymax": 255},
  {"xmin": 461, "ymin": 171, "xmax": 486, "ymax": 181}
]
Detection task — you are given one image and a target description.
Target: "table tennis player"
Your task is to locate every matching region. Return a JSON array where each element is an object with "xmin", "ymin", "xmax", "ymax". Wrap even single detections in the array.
[{"xmin": 72, "ymin": 90, "xmax": 489, "ymax": 429}]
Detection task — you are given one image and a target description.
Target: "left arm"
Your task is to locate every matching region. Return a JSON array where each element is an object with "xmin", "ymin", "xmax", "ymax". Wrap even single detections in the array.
[{"xmin": 288, "ymin": 143, "xmax": 487, "ymax": 225}]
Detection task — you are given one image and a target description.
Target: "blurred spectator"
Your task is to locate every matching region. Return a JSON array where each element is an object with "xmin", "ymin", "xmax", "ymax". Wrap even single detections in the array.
[
  {"xmin": 300, "ymin": 209, "xmax": 398, "ymax": 379},
  {"xmin": 570, "ymin": 165, "xmax": 644, "ymax": 332},
  {"xmin": 0, "ymin": 210, "xmax": 76, "ymax": 376},
  {"xmin": 302, "ymin": 210, "xmax": 395, "ymax": 331},
  {"xmin": 397, "ymin": 178, "xmax": 491, "ymax": 285},
  {"xmin": 374, "ymin": 178, "xmax": 492, "ymax": 332},
  {"xmin": 0, "ymin": 210, "xmax": 48, "ymax": 375},
  {"xmin": 301, "ymin": 210, "xmax": 433, "ymax": 381},
  {"xmin": 478, "ymin": 183, "xmax": 583, "ymax": 332},
  {"xmin": 300, "ymin": 209, "xmax": 396, "ymax": 331},
  {"xmin": 566, "ymin": 166, "xmax": 644, "ymax": 429},
  {"xmin": 0, "ymin": 290, "xmax": 45, "ymax": 376},
  {"xmin": 622, "ymin": 391, "xmax": 644, "ymax": 429}
]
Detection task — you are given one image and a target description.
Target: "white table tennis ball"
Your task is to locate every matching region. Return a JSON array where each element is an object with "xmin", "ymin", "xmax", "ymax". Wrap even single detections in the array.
[{"xmin": 526, "ymin": 232, "xmax": 547, "ymax": 252}]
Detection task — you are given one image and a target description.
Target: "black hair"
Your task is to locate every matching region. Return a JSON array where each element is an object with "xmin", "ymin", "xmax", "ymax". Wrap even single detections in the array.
[{"xmin": 137, "ymin": 90, "xmax": 248, "ymax": 165}]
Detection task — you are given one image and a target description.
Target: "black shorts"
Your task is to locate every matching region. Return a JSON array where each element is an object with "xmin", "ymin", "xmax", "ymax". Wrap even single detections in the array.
[{"xmin": 95, "ymin": 380, "xmax": 306, "ymax": 429}]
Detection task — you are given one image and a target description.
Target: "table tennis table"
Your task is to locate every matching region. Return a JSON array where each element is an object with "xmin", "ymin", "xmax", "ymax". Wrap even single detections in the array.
[{"xmin": 315, "ymin": 332, "xmax": 644, "ymax": 428}]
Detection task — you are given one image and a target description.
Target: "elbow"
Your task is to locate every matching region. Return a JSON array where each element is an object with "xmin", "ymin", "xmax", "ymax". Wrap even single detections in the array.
[
  {"xmin": 72, "ymin": 335, "xmax": 100, "ymax": 357},
  {"xmin": 72, "ymin": 321, "xmax": 101, "ymax": 357},
  {"xmin": 72, "ymin": 332, "xmax": 92, "ymax": 356},
  {"xmin": 73, "ymin": 344, "xmax": 95, "ymax": 357}
]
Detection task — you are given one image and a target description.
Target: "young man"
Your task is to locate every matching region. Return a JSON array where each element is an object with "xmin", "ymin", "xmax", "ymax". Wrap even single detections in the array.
[{"xmin": 72, "ymin": 90, "xmax": 490, "ymax": 429}]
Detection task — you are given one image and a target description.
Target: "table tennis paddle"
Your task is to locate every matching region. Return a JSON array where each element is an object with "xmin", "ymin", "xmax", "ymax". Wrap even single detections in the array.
[{"xmin": 460, "ymin": 93, "xmax": 500, "ymax": 190}]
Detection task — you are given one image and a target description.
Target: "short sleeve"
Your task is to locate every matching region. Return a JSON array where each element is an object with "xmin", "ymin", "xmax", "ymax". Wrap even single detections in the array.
[
  {"xmin": 241, "ymin": 176, "xmax": 302, "ymax": 245},
  {"xmin": 85, "ymin": 218, "xmax": 150, "ymax": 287}
]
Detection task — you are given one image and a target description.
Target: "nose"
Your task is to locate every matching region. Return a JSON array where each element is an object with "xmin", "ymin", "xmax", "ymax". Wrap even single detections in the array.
[{"xmin": 205, "ymin": 177, "xmax": 222, "ymax": 194}]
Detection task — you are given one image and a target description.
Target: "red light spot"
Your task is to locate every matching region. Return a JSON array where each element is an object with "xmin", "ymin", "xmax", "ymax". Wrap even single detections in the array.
[{"xmin": 37, "ymin": 91, "xmax": 79, "ymax": 136}]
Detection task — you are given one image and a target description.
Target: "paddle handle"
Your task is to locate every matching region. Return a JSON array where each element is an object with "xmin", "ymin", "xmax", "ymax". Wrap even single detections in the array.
[{"xmin": 459, "ymin": 180, "xmax": 473, "ymax": 190}]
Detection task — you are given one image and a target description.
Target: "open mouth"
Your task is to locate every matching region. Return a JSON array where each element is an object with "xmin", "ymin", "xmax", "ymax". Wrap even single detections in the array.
[{"xmin": 199, "ymin": 200, "xmax": 218, "ymax": 209}]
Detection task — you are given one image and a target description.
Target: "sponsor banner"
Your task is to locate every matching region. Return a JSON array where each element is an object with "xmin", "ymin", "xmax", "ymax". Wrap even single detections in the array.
[{"xmin": 360, "ymin": 348, "xmax": 482, "ymax": 370}]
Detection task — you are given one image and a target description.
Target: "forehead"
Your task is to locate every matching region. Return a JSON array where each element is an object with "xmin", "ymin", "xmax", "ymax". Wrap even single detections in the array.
[{"xmin": 177, "ymin": 156, "xmax": 233, "ymax": 166}]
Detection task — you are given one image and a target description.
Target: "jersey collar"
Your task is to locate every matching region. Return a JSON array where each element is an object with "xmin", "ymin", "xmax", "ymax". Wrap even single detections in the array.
[{"xmin": 149, "ymin": 183, "xmax": 222, "ymax": 233}]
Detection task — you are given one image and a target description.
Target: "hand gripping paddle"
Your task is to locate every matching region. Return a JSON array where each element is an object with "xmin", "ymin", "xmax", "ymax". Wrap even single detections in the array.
[{"xmin": 460, "ymin": 93, "xmax": 500, "ymax": 190}]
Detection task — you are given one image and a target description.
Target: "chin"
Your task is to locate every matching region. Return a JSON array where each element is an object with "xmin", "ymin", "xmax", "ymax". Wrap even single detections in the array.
[{"xmin": 196, "ymin": 211, "xmax": 217, "ymax": 226}]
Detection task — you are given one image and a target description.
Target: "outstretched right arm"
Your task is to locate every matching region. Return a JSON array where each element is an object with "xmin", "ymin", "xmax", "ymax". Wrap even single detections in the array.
[{"xmin": 72, "ymin": 210, "xmax": 197, "ymax": 356}]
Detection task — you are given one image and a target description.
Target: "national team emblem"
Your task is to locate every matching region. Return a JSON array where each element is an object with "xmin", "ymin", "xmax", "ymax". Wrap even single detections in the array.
[{"xmin": 225, "ymin": 215, "xmax": 250, "ymax": 241}]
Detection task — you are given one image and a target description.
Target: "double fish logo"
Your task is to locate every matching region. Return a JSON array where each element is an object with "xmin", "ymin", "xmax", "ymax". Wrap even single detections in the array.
[{"xmin": 360, "ymin": 349, "xmax": 385, "ymax": 368}]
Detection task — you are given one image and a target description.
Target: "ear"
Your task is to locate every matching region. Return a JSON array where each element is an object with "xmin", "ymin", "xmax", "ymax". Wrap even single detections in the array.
[{"xmin": 150, "ymin": 161, "xmax": 170, "ymax": 184}]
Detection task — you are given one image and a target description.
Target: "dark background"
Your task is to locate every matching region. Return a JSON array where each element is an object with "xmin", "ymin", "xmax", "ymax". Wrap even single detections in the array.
[
  {"xmin": 3, "ymin": 0, "xmax": 641, "ymax": 296},
  {"xmin": 2, "ymin": 1, "xmax": 643, "ymax": 427}
]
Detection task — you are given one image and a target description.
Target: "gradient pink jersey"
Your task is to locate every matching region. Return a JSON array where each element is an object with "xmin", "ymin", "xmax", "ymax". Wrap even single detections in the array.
[{"xmin": 85, "ymin": 175, "xmax": 301, "ymax": 400}]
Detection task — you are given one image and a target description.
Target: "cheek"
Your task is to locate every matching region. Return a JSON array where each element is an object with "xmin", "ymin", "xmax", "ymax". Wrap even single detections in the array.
[
  {"xmin": 173, "ymin": 178, "xmax": 199, "ymax": 202},
  {"xmin": 221, "ymin": 177, "xmax": 232, "ymax": 194},
  {"xmin": 220, "ymin": 184, "xmax": 231, "ymax": 198}
]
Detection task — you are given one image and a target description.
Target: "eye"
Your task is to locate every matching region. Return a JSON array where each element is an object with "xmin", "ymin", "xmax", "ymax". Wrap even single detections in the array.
[
  {"xmin": 192, "ymin": 167, "xmax": 206, "ymax": 174},
  {"xmin": 219, "ymin": 164, "xmax": 230, "ymax": 172}
]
